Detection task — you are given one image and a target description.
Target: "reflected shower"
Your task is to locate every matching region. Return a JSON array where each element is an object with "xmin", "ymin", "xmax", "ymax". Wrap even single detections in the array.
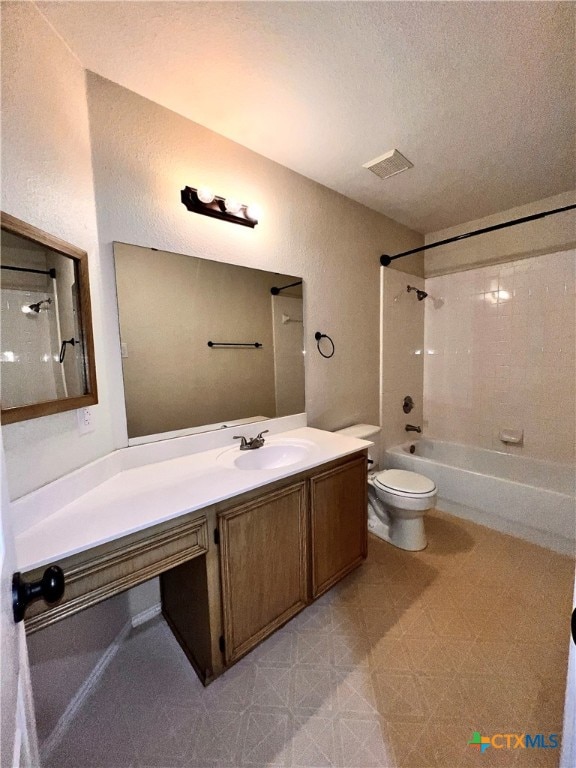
[{"xmin": 407, "ymin": 285, "xmax": 428, "ymax": 301}]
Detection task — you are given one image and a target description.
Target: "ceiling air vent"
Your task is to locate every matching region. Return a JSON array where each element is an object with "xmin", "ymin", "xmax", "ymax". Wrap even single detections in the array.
[{"xmin": 363, "ymin": 149, "xmax": 413, "ymax": 180}]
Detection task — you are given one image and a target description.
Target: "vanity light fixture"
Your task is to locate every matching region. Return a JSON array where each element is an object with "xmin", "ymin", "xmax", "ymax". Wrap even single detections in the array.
[{"xmin": 181, "ymin": 186, "xmax": 259, "ymax": 228}]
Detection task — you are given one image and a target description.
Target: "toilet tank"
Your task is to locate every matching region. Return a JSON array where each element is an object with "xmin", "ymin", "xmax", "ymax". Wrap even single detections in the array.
[{"xmin": 335, "ymin": 424, "xmax": 381, "ymax": 468}]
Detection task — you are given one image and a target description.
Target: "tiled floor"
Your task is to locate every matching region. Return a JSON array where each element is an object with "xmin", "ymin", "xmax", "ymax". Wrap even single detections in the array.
[{"xmin": 45, "ymin": 510, "xmax": 574, "ymax": 768}]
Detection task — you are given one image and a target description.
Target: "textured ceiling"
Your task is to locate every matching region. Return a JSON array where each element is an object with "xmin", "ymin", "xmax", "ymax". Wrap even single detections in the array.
[{"xmin": 37, "ymin": 1, "xmax": 575, "ymax": 233}]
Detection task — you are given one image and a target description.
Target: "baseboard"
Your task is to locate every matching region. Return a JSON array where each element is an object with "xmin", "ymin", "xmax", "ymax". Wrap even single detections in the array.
[
  {"xmin": 131, "ymin": 602, "xmax": 161, "ymax": 628},
  {"xmin": 39, "ymin": 619, "xmax": 131, "ymax": 762}
]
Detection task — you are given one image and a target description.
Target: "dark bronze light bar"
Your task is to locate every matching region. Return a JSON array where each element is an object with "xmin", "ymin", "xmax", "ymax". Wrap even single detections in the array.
[{"xmin": 181, "ymin": 187, "xmax": 258, "ymax": 228}]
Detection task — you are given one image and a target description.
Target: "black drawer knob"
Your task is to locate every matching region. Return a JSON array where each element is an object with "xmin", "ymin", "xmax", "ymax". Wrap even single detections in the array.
[{"xmin": 12, "ymin": 565, "xmax": 65, "ymax": 623}]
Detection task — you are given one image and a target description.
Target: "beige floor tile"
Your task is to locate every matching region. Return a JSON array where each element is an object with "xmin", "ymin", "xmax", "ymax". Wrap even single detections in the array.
[
  {"xmin": 336, "ymin": 716, "xmax": 392, "ymax": 768},
  {"xmin": 362, "ymin": 604, "xmax": 404, "ymax": 640},
  {"xmin": 335, "ymin": 667, "xmax": 379, "ymax": 716},
  {"xmin": 240, "ymin": 710, "xmax": 292, "ymax": 766},
  {"xmin": 461, "ymin": 638, "xmax": 512, "ymax": 677},
  {"xmin": 372, "ymin": 671, "xmax": 429, "ymax": 722},
  {"xmin": 398, "ymin": 606, "xmax": 439, "ymax": 639},
  {"xmin": 428, "ymin": 606, "xmax": 475, "ymax": 640},
  {"xmin": 405, "ymin": 636, "xmax": 471, "ymax": 677},
  {"xmin": 380, "ymin": 718, "xmax": 428, "ymax": 767},
  {"xmin": 417, "ymin": 674, "xmax": 474, "ymax": 722},
  {"xmin": 332, "ymin": 632, "xmax": 371, "ymax": 668},
  {"xmin": 41, "ymin": 510, "xmax": 573, "ymax": 768},
  {"xmin": 290, "ymin": 716, "xmax": 340, "ymax": 768},
  {"xmin": 370, "ymin": 634, "xmax": 414, "ymax": 674}
]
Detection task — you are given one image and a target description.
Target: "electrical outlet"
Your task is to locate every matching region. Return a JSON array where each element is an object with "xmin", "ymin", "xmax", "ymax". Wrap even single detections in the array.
[{"xmin": 77, "ymin": 407, "xmax": 94, "ymax": 435}]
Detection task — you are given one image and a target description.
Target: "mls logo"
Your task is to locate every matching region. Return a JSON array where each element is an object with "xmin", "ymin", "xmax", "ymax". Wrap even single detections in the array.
[{"xmin": 468, "ymin": 732, "xmax": 491, "ymax": 753}]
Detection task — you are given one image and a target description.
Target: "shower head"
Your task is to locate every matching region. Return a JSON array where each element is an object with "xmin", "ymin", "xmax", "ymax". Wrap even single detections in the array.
[
  {"xmin": 23, "ymin": 297, "xmax": 52, "ymax": 314},
  {"xmin": 407, "ymin": 285, "xmax": 428, "ymax": 301}
]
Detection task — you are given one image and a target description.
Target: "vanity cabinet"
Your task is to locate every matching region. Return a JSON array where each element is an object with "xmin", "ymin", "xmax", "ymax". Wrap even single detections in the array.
[
  {"xmin": 212, "ymin": 451, "xmax": 368, "ymax": 667},
  {"xmin": 310, "ymin": 455, "xmax": 368, "ymax": 598},
  {"xmin": 218, "ymin": 482, "xmax": 308, "ymax": 665},
  {"xmin": 22, "ymin": 448, "xmax": 368, "ymax": 686}
]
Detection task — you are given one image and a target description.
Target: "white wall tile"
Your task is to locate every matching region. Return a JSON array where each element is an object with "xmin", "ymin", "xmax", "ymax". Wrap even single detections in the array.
[
  {"xmin": 423, "ymin": 249, "xmax": 575, "ymax": 463},
  {"xmin": 380, "ymin": 268, "xmax": 424, "ymax": 451}
]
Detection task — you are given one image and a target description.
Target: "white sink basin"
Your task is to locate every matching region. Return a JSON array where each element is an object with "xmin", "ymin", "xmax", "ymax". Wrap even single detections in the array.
[{"xmin": 218, "ymin": 439, "xmax": 314, "ymax": 471}]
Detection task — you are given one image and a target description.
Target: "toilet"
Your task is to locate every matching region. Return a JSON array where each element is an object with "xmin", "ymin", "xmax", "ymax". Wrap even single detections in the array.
[
  {"xmin": 335, "ymin": 424, "xmax": 437, "ymax": 551},
  {"xmin": 367, "ymin": 468, "xmax": 436, "ymax": 551}
]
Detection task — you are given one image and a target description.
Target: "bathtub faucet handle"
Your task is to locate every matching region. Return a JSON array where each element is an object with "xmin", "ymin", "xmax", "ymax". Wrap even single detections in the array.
[{"xmin": 405, "ymin": 424, "xmax": 422, "ymax": 434}]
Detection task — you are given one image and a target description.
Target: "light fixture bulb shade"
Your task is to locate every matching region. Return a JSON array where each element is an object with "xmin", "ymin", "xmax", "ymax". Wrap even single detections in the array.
[
  {"xmin": 224, "ymin": 197, "xmax": 242, "ymax": 214},
  {"xmin": 196, "ymin": 186, "xmax": 215, "ymax": 204},
  {"xmin": 246, "ymin": 203, "xmax": 261, "ymax": 221}
]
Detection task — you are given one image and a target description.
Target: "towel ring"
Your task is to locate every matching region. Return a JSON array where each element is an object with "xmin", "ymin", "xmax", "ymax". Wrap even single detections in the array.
[{"xmin": 314, "ymin": 331, "xmax": 335, "ymax": 359}]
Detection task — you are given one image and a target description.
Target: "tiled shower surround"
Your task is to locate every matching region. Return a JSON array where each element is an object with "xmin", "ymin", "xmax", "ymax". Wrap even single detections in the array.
[
  {"xmin": 424, "ymin": 250, "xmax": 575, "ymax": 462},
  {"xmin": 380, "ymin": 268, "xmax": 425, "ymax": 453}
]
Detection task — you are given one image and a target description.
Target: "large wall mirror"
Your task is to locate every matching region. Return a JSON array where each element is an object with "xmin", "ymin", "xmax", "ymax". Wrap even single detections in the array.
[
  {"xmin": 1, "ymin": 213, "xmax": 98, "ymax": 424},
  {"xmin": 114, "ymin": 243, "xmax": 305, "ymax": 443}
]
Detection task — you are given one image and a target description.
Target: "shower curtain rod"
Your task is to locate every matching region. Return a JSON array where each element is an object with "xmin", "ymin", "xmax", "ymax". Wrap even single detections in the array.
[
  {"xmin": 270, "ymin": 280, "xmax": 303, "ymax": 295},
  {"xmin": 380, "ymin": 203, "xmax": 576, "ymax": 266},
  {"xmin": 1, "ymin": 265, "xmax": 57, "ymax": 278}
]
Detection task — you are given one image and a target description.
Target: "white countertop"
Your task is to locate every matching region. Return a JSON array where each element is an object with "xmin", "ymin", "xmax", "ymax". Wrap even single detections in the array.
[{"xmin": 15, "ymin": 427, "xmax": 371, "ymax": 572}]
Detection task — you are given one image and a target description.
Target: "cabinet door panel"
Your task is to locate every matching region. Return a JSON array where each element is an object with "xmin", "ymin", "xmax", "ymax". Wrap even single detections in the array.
[
  {"xmin": 310, "ymin": 456, "xmax": 367, "ymax": 598},
  {"xmin": 219, "ymin": 482, "xmax": 307, "ymax": 664}
]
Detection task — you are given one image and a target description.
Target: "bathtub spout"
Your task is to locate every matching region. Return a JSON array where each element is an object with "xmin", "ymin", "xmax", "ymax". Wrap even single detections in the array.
[{"xmin": 405, "ymin": 424, "xmax": 422, "ymax": 433}]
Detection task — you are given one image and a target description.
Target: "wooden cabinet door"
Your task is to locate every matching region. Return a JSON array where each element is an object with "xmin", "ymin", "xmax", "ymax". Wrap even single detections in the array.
[
  {"xmin": 310, "ymin": 455, "xmax": 367, "ymax": 598},
  {"xmin": 219, "ymin": 482, "xmax": 308, "ymax": 665}
]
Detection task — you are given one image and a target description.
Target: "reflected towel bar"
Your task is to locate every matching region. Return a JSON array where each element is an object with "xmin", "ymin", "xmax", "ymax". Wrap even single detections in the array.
[{"xmin": 207, "ymin": 341, "xmax": 262, "ymax": 348}]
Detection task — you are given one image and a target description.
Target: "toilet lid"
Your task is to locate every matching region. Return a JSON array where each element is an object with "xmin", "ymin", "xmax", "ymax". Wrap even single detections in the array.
[{"xmin": 373, "ymin": 469, "xmax": 436, "ymax": 495}]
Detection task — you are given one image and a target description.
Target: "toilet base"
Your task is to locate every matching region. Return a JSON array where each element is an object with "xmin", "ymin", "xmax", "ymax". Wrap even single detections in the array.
[{"xmin": 368, "ymin": 502, "xmax": 427, "ymax": 551}]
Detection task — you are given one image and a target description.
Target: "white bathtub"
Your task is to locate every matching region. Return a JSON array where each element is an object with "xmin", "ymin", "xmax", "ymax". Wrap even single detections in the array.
[{"xmin": 385, "ymin": 439, "xmax": 576, "ymax": 555}]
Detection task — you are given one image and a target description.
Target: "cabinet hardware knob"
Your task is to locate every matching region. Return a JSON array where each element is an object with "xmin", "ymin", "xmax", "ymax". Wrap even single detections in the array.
[{"xmin": 12, "ymin": 565, "xmax": 65, "ymax": 623}]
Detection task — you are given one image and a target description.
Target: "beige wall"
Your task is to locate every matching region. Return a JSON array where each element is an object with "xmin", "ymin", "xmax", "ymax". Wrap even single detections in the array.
[
  {"xmin": 86, "ymin": 73, "xmax": 423, "ymax": 450},
  {"xmin": 425, "ymin": 191, "xmax": 576, "ymax": 277},
  {"xmin": 1, "ymin": 2, "xmax": 115, "ymax": 499},
  {"xmin": 1, "ymin": 4, "xmax": 132, "ymax": 747},
  {"xmin": 424, "ymin": 249, "xmax": 575, "ymax": 462},
  {"xmin": 380, "ymin": 268, "xmax": 425, "ymax": 456}
]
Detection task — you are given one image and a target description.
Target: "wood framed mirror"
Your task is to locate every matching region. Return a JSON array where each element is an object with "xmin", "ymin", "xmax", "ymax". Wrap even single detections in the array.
[{"xmin": 1, "ymin": 212, "xmax": 98, "ymax": 424}]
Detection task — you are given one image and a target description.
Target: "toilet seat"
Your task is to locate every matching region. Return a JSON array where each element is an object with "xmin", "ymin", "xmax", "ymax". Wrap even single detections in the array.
[{"xmin": 372, "ymin": 469, "xmax": 436, "ymax": 497}]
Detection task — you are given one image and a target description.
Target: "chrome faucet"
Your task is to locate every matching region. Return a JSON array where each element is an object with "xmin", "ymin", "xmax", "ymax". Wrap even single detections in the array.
[
  {"xmin": 405, "ymin": 424, "xmax": 422, "ymax": 433},
  {"xmin": 233, "ymin": 430, "xmax": 269, "ymax": 450}
]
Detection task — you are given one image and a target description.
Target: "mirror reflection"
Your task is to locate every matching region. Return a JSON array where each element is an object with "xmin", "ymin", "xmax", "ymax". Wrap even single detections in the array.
[
  {"xmin": 1, "ymin": 230, "xmax": 88, "ymax": 410},
  {"xmin": 113, "ymin": 243, "xmax": 305, "ymax": 441}
]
